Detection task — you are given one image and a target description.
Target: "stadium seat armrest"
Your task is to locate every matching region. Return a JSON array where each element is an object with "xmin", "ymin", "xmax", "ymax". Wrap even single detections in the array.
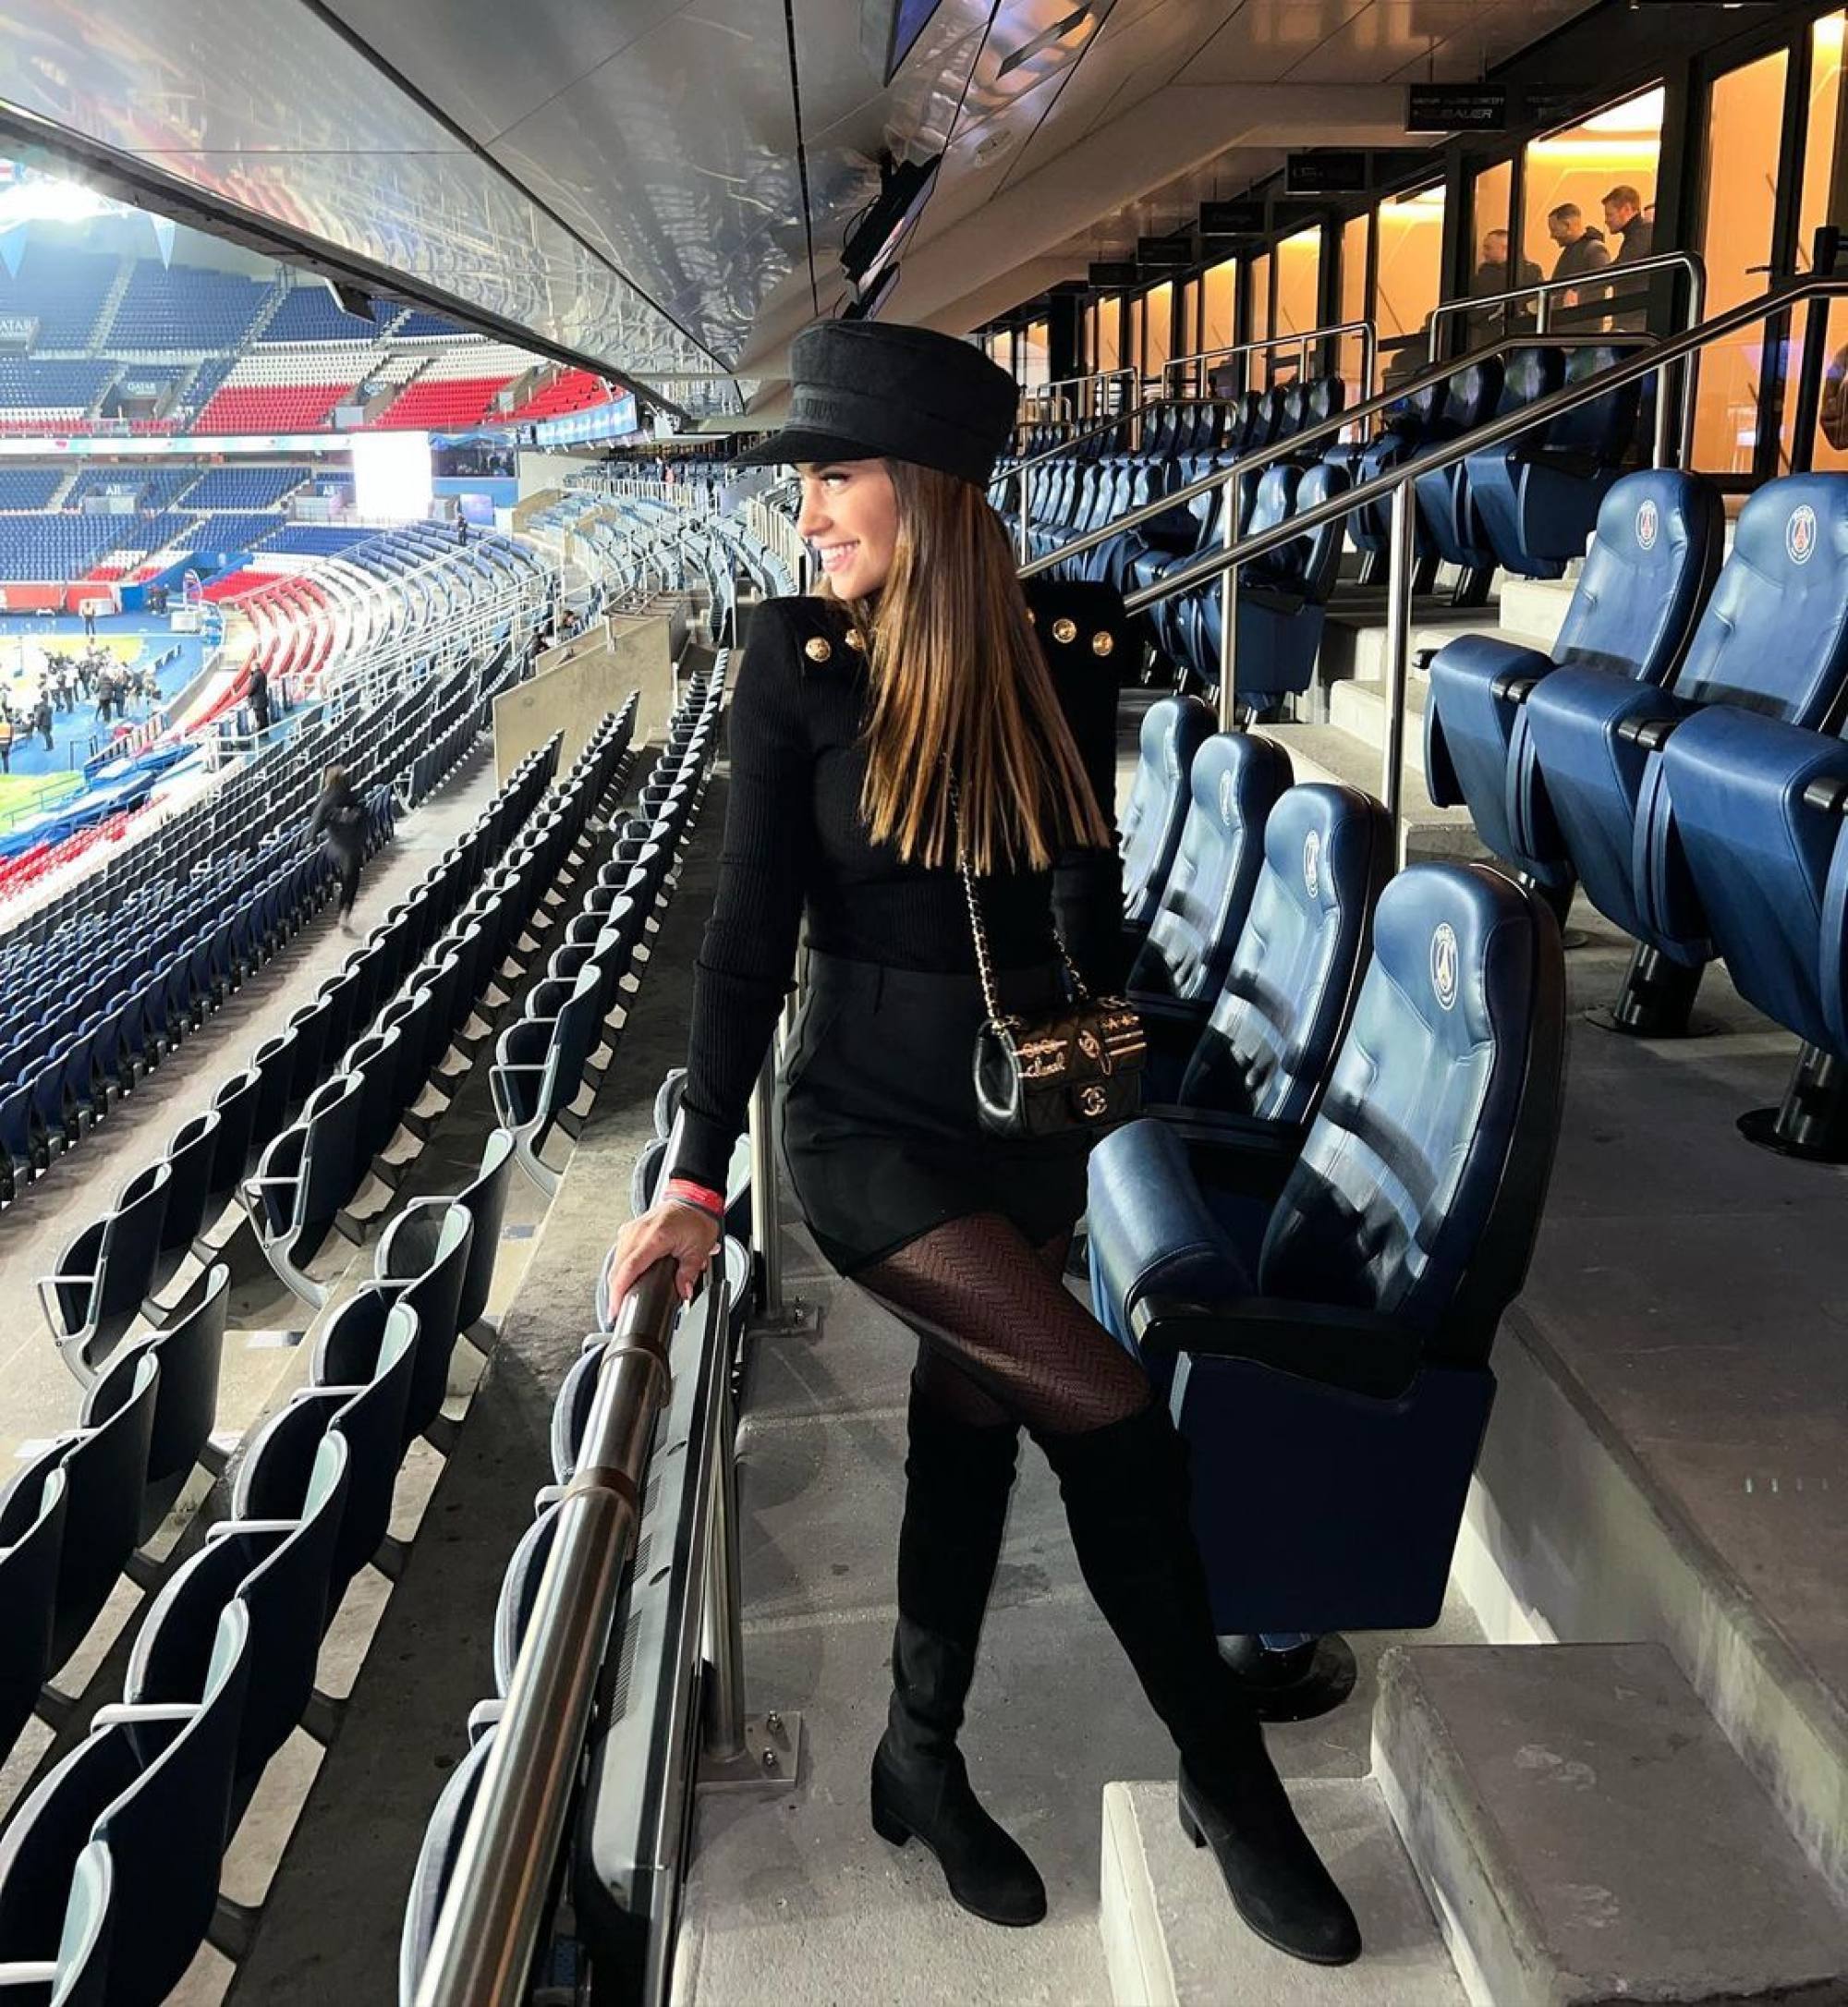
[
  {"xmin": 1130, "ymin": 1294, "xmax": 1423, "ymax": 1398},
  {"xmin": 1801, "ymin": 775, "xmax": 1848, "ymax": 815},
  {"xmin": 1413, "ymin": 646, "xmax": 1441, "ymax": 677},
  {"xmin": 1490, "ymin": 671, "xmax": 1545, "ymax": 705},
  {"xmin": 0, "ymin": 1959, "xmax": 59, "ymax": 1985},
  {"xmin": 207, "ymin": 1517, "xmax": 293, "ymax": 1540},
  {"xmin": 92, "ymin": 1700, "xmax": 196, "ymax": 1730},
  {"xmin": 1614, "ymin": 712, "xmax": 1682, "ymax": 751}
]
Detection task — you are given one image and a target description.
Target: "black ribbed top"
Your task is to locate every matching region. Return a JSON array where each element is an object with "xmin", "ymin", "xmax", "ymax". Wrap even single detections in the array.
[{"xmin": 670, "ymin": 585, "xmax": 1126, "ymax": 1192}]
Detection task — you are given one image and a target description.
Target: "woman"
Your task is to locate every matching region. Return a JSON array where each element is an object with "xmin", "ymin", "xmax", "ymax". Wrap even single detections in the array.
[
  {"xmin": 308, "ymin": 762, "xmax": 368, "ymax": 932},
  {"xmin": 604, "ymin": 322, "xmax": 1359, "ymax": 1966}
]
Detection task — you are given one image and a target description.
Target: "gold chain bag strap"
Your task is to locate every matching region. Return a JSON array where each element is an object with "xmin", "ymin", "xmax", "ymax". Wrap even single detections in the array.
[{"xmin": 949, "ymin": 772, "xmax": 1146, "ymax": 1140}]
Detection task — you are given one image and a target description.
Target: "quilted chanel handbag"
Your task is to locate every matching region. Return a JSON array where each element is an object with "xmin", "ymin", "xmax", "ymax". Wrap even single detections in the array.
[{"xmin": 951, "ymin": 777, "xmax": 1146, "ymax": 1141}]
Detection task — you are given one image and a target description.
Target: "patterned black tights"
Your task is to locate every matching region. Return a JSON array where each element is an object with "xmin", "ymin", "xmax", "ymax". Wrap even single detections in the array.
[{"xmin": 855, "ymin": 1210, "xmax": 1151, "ymax": 1435}]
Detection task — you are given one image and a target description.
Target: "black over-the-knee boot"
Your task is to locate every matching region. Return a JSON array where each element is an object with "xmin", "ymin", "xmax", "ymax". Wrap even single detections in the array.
[
  {"xmin": 1040, "ymin": 1401, "xmax": 1361, "ymax": 1966},
  {"xmin": 869, "ymin": 1381, "xmax": 1047, "ymax": 1927}
]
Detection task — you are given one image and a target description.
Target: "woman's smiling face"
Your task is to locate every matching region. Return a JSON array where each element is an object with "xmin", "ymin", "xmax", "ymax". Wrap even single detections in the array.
[{"xmin": 796, "ymin": 459, "xmax": 898, "ymax": 599}]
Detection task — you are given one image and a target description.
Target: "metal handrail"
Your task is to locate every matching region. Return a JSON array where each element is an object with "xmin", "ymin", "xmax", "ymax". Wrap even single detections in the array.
[
  {"xmin": 1426, "ymin": 249, "xmax": 1706, "ymax": 359},
  {"xmin": 1162, "ymin": 320, "xmax": 1378, "ymax": 402},
  {"xmin": 1017, "ymin": 330, "xmax": 1649, "ymax": 582},
  {"xmin": 414, "ymin": 1259, "xmax": 690, "ymax": 2006},
  {"xmin": 1038, "ymin": 365, "xmax": 1140, "ymax": 420},
  {"xmin": 1105, "ymin": 268, "xmax": 1848, "ymax": 847}
]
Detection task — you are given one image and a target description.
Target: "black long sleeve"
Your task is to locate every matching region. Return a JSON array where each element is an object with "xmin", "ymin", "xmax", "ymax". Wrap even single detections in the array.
[{"xmin": 669, "ymin": 583, "xmax": 1131, "ymax": 1193}]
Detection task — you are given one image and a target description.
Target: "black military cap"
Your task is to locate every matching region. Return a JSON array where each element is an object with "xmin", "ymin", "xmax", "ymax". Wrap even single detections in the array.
[{"xmin": 735, "ymin": 320, "xmax": 1019, "ymax": 486}]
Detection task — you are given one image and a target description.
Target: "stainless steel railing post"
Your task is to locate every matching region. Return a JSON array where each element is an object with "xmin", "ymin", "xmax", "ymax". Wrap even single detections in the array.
[
  {"xmin": 1017, "ymin": 464, "xmax": 1032, "ymax": 565},
  {"xmin": 1217, "ymin": 479, "xmax": 1239, "ymax": 731},
  {"xmin": 748, "ymin": 1054, "xmax": 783, "ymax": 1321},
  {"xmin": 701, "ymin": 1361, "xmax": 748, "ymax": 1762},
  {"xmin": 1381, "ymin": 481, "xmax": 1416, "ymax": 863}
]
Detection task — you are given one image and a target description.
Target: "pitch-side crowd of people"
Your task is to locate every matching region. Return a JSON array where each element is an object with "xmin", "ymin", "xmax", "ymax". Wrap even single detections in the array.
[{"xmin": 0, "ymin": 648, "xmax": 164, "ymax": 773}]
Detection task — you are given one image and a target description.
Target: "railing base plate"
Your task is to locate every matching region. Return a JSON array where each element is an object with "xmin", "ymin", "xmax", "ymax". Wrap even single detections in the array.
[{"xmin": 699, "ymin": 1709, "xmax": 804, "ymax": 1792}]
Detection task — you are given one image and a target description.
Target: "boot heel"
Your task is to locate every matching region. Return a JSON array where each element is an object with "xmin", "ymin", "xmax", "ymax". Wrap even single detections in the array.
[
  {"xmin": 870, "ymin": 1801, "xmax": 913, "ymax": 1848},
  {"xmin": 1176, "ymin": 1791, "xmax": 1206, "ymax": 1849}
]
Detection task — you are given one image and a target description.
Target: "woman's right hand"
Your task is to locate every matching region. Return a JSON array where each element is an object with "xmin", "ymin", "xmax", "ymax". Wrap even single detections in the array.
[{"xmin": 602, "ymin": 1198, "xmax": 723, "ymax": 1323}]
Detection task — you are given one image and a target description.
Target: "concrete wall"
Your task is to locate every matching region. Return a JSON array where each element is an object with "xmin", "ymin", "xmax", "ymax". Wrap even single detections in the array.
[
  {"xmin": 518, "ymin": 451, "xmax": 591, "ymax": 498},
  {"xmin": 492, "ymin": 612, "xmax": 674, "ymax": 780}
]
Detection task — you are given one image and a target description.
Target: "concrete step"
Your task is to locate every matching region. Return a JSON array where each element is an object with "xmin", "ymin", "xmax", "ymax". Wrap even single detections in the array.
[
  {"xmin": 1324, "ymin": 609, "xmax": 1556, "ymax": 689},
  {"xmin": 1497, "ymin": 577, "xmax": 1574, "ymax": 650},
  {"xmin": 1258, "ymin": 720, "xmax": 1487, "ymax": 866},
  {"xmin": 1100, "ymin": 1776, "xmax": 1465, "ymax": 2006},
  {"xmin": 1375, "ymin": 1643, "xmax": 1848, "ymax": 2005}
]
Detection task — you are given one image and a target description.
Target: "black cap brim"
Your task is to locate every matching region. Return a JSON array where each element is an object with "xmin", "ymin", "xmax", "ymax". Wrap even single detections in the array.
[{"xmin": 731, "ymin": 426, "xmax": 884, "ymax": 469}]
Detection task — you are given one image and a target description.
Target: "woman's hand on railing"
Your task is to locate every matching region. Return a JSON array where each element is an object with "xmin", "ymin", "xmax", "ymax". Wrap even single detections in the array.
[{"xmin": 604, "ymin": 1198, "xmax": 723, "ymax": 1320}]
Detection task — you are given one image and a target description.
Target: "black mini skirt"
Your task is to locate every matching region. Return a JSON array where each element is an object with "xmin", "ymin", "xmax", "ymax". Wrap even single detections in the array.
[{"xmin": 778, "ymin": 950, "xmax": 1093, "ymax": 1275}]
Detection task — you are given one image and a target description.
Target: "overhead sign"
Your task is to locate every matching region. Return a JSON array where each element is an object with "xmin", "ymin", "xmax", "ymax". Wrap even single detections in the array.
[
  {"xmin": 1088, "ymin": 262, "xmax": 1139, "ymax": 287},
  {"xmin": 1199, "ymin": 201, "xmax": 1265, "ymax": 237},
  {"xmin": 1136, "ymin": 237, "xmax": 1192, "ymax": 266},
  {"xmin": 1406, "ymin": 83, "xmax": 1508, "ymax": 133},
  {"xmin": 0, "ymin": 315, "xmax": 38, "ymax": 346},
  {"xmin": 1286, "ymin": 152, "xmax": 1369, "ymax": 195}
]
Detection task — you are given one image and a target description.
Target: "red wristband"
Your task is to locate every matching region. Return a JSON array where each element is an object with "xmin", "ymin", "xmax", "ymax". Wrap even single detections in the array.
[{"xmin": 664, "ymin": 1176, "xmax": 725, "ymax": 1218}]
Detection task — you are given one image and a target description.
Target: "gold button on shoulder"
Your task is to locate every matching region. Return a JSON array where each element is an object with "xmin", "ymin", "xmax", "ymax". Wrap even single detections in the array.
[
  {"xmin": 845, "ymin": 628, "xmax": 865, "ymax": 651},
  {"xmin": 1091, "ymin": 629, "xmax": 1115, "ymax": 658},
  {"xmin": 803, "ymin": 635, "xmax": 833, "ymax": 663},
  {"xmin": 1026, "ymin": 607, "xmax": 1037, "ymax": 626},
  {"xmin": 1052, "ymin": 616, "xmax": 1078, "ymax": 645}
]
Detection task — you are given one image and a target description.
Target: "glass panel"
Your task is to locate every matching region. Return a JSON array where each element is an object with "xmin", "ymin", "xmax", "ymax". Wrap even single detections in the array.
[
  {"xmin": 1270, "ymin": 226, "xmax": 1322, "ymax": 382},
  {"xmin": 1095, "ymin": 297, "xmax": 1121, "ymax": 373},
  {"xmin": 1127, "ymin": 295, "xmax": 1146, "ymax": 390},
  {"xmin": 1021, "ymin": 321, "xmax": 1051, "ymax": 393},
  {"xmin": 1143, "ymin": 281, "xmax": 1173, "ymax": 386},
  {"xmin": 1340, "ymin": 212, "xmax": 1370, "ymax": 392},
  {"xmin": 1783, "ymin": 13, "xmax": 1846, "ymax": 469},
  {"xmin": 1252, "ymin": 257, "xmax": 1268, "ymax": 381},
  {"xmin": 1178, "ymin": 278, "xmax": 1200, "ymax": 382},
  {"xmin": 1465, "ymin": 158, "xmax": 1527, "ymax": 343},
  {"xmin": 1376, "ymin": 183, "xmax": 1447, "ymax": 387},
  {"xmin": 1523, "ymin": 86, "xmax": 1664, "ymax": 332},
  {"xmin": 1694, "ymin": 47, "xmax": 1791, "ymax": 474},
  {"xmin": 1202, "ymin": 258, "xmax": 1238, "ymax": 359}
]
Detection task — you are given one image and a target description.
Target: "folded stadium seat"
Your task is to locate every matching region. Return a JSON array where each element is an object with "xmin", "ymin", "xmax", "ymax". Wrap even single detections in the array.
[
  {"xmin": 1656, "ymin": 700, "xmax": 1848, "ymax": 1156},
  {"xmin": 1120, "ymin": 694, "xmax": 1216, "ymax": 932},
  {"xmin": 40, "ymin": 1351, "xmax": 160, "ymax": 1672},
  {"xmin": 282, "ymin": 993, "xmax": 335, "ymax": 1114},
  {"xmin": 1415, "ymin": 347, "xmax": 1563, "ymax": 600},
  {"xmin": 1425, "ymin": 469, "xmax": 1724, "ymax": 905},
  {"xmin": 0, "ymin": 1837, "xmax": 110, "ymax": 2003},
  {"xmin": 0, "ymin": 1603, "xmax": 251, "ymax": 2007},
  {"xmin": 372, "ymin": 1203, "xmax": 474, "ymax": 1447},
  {"xmin": 1346, "ymin": 372, "xmax": 1463, "ymax": 581},
  {"xmin": 0, "ymin": 1463, "xmax": 67, "ymax": 1768},
  {"xmin": 288, "ymin": 1292, "xmax": 421, "ymax": 1596},
  {"xmin": 399, "ymin": 1713, "xmax": 502, "ymax": 2005},
  {"xmin": 492, "ymin": 1497, "xmax": 563, "ymax": 1685},
  {"xmin": 1125, "ymin": 733, "xmax": 1295, "ymax": 1023},
  {"xmin": 38, "ymin": 1162, "xmax": 174, "ymax": 1384},
  {"xmin": 120, "ymin": 1429, "xmax": 349, "ymax": 1828},
  {"xmin": 1524, "ymin": 474, "xmax": 1848, "ymax": 1033},
  {"xmin": 383, "ymin": 1129, "xmax": 517, "ymax": 1343},
  {"xmin": 80, "ymin": 1264, "xmax": 230, "ymax": 1543},
  {"xmin": 247, "ymin": 1030, "xmax": 298, "ymax": 1158},
  {"xmin": 1465, "ymin": 346, "xmax": 1643, "ymax": 580},
  {"xmin": 1142, "ymin": 783, "xmax": 1392, "ymax": 1122},
  {"xmin": 1144, "ymin": 463, "xmax": 1276, "ymax": 676},
  {"xmin": 152, "ymin": 1109, "xmax": 225, "ymax": 1287},
  {"xmin": 1086, "ymin": 863, "xmax": 1565, "ymax": 1706},
  {"xmin": 1193, "ymin": 461, "xmax": 1354, "ymax": 716},
  {"xmin": 239, "ymin": 1071, "xmax": 367, "ymax": 1311}
]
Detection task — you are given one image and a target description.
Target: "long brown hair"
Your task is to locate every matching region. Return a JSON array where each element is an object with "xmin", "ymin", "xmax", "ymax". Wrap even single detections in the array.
[{"xmin": 827, "ymin": 460, "xmax": 1110, "ymax": 874}]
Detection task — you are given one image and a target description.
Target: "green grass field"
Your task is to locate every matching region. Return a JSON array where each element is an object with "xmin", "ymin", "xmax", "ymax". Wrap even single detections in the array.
[{"xmin": 0, "ymin": 770, "xmax": 83, "ymax": 834}]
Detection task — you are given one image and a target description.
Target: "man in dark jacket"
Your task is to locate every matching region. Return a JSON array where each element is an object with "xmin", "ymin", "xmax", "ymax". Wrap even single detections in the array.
[
  {"xmin": 1603, "ymin": 185, "xmax": 1654, "ymax": 330},
  {"xmin": 308, "ymin": 763, "xmax": 369, "ymax": 931},
  {"xmin": 249, "ymin": 663, "xmax": 271, "ymax": 735},
  {"xmin": 1468, "ymin": 229, "xmax": 1542, "ymax": 342},
  {"xmin": 1546, "ymin": 204, "xmax": 1611, "ymax": 316},
  {"xmin": 33, "ymin": 692, "xmax": 54, "ymax": 751}
]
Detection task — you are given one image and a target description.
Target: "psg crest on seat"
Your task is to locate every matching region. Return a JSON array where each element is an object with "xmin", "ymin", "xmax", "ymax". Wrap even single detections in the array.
[
  {"xmin": 1787, "ymin": 504, "xmax": 1818, "ymax": 565},
  {"xmin": 1635, "ymin": 496, "xmax": 1659, "ymax": 551},
  {"xmin": 1303, "ymin": 826, "xmax": 1321, "ymax": 898},
  {"xmin": 1430, "ymin": 922, "xmax": 1459, "ymax": 1012}
]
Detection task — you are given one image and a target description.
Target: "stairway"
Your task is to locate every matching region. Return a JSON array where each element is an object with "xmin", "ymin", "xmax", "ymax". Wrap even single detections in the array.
[{"xmin": 88, "ymin": 255, "xmax": 135, "ymax": 352}]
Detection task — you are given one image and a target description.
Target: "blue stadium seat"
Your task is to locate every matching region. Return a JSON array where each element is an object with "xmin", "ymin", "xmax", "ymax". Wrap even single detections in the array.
[
  {"xmin": 38, "ymin": 1162, "xmax": 174, "ymax": 1385},
  {"xmin": 1126, "ymin": 733, "xmax": 1294, "ymax": 1016},
  {"xmin": 0, "ymin": 1603, "xmax": 251, "ymax": 2007},
  {"xmin": 0, "ymin": 1464, "xmax": 67, "ymax": 1768},
  {"xmin": 373, "ymin": 1203, "xmax": 474, "ymax": 1446},
  {"xmin": 1524, "ymin": 474, "xmax": 1848, "ymax": 1028},
  {"xmin": 1425, "ymin": 469, "xmax": 1724, "ymax": 896},
  {"xmin": 239, "ymin": 1071, "xmax": 366, "ymax": 1310},
  {"xmin": 1146, "ymin": 783, "xmax": 1391, "ymax": 1123},
  {"xmin": 1087, "ymin": 863, "xmax": 1565, "ymax": 1653},
  {"xmin": 0, "ymin": 1834, "xmax": 110, "ymax": 2003},
  {"xmin": 1464, "ymin": 345, "xmax": 1643, "ymax": 580}
]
